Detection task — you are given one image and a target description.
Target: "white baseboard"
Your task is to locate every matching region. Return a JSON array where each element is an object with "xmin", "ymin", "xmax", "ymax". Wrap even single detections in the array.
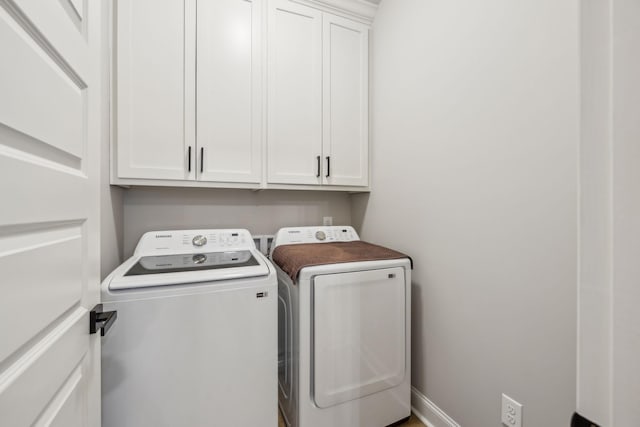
[{"xmin": 411, "ymin": 386, "xmax": 461, "ymax": 427}]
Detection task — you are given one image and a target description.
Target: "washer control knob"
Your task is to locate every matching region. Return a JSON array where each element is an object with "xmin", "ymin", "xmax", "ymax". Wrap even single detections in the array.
[
  {"xmin": 192, "ymin": 254, "xmax": 207, "ymax": 264},
  {"xmin": 315, "ymin": 231, "xmax": 326, "ymax": 241},
  {"xmin": 192, "ymin": 235, "xmax": 207, "ymax": 247}
]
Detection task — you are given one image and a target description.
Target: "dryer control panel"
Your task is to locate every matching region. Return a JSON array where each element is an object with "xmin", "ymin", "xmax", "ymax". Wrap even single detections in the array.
[
  {"xmin": 133, "ymin": 229, "xmax": 255, "ymax": 255},
  {"xmin": 272, "ymin": 226, "xmax": 360, "ymax": 249}
]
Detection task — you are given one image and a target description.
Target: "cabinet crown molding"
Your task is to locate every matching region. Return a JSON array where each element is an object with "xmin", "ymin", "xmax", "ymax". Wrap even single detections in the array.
[{"xmin": 290, "ymin": 0, "xmax": 377, "ymax": 23}]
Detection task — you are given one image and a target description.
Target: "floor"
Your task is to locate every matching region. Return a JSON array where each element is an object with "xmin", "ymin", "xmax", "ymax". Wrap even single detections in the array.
[{"xmin": 278, "ymin": 411, "xmax": 426, "ymax": 427}]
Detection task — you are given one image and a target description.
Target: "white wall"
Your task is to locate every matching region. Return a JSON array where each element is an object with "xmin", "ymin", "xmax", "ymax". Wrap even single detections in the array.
[
  {"xmin": 122, "ymin": 188, "xmax": 352, "ymax": 257},
  {"xmin": 101, "ymin": 182, "xmax": 123, "ymax": 278},
  {"xmin": 578, "ymin": 0, "xmax": 611, "ymax": 424},
  {"xmin": 352, "ymin": 1, "xmax": 579, "ymax": 425}
]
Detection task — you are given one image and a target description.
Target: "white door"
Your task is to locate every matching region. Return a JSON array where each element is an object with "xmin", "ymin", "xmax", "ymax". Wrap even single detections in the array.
[
  {"xmin": 313, "ymin": 268, "xmax": 406, "ymax": 408},
  {"xmin": 267, "ymin": 0, "xmax": 322, "ymax": 185},
  {"xmin": 0, "ymin": 0, "xmax": 103, "ymax": 425},
  {"xmin": 197, "ymin": 0, "xmax": 262, "ymax": 184},
  {"xmin": 116, "ymin": 0, "xmax": 195, "ymax": 180},
  {"xmin": 322, "ymin": 13, "xmax": 369, "ymax": 187}
]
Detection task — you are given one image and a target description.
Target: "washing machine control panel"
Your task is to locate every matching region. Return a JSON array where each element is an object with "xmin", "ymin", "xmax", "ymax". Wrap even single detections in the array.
[
  {"xmin": 273, "ymin": 226, "xmax": 360, "ymax": 248},
  {"xmin": 134, "ymin": 229, "xmax": 256, "ymax": 254}
]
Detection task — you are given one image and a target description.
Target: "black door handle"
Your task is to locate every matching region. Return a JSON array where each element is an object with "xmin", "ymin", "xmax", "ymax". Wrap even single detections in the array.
[
  {"xmin": 89, "ymin": 304, "xmax": 117, "ymax": 337},
  {"xmin": 316, "ymin": 155, "xmax": 321, "ymax": 178},
  {"xmin": 188, "ymin": 146, "xmax": 192, "ymax": 172},
  {"xmin": 326, "ymin": 156, "xmax": 330, "ymax": 178},
  {"xmin": 200, "ymin": 147, "xmax": 204, "ymax": 173}
]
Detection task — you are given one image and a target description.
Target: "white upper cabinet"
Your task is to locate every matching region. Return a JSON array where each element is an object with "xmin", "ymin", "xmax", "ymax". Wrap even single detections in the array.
[
  {"xmin": 114, "ymin": 0, "xmax": 261, "ymax": 185},
  {"xmin": 322, "ymin": 14, "xmax": 369, "ymax": 187},
  {"xmin": 113, "ymin": 0, "xmax": 373, "ymax": 190},
  {"xmin": 116, "ymin": 0, "xmax": 192, "ymax": 180},
  {"xmin": 267, "ymin": 0, "xmax": 370, "ymax": 187},
  {"xmin": 197, "ymin": 0, "xmax": 262, "ymax": 183},
  {"xmin": 267, "ymin": 0, "xmax": 323, "ymax": 185}
]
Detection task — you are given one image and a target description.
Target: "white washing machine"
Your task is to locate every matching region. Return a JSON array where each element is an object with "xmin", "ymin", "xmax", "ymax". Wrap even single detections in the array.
[
  {"xmin": 271, "ymin": 226, "xmax": 411, "ymax": 427},
  {"xmin": 101, "ymin": 229, "xmax": 277, "ymax": 427}
]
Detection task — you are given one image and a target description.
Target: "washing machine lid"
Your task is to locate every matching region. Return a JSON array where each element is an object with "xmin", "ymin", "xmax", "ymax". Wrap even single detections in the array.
[
  {"xmin": 108, "ymin": 250, "xmax": 270, "ymax": 290},
  {"xmin": 125, "ymin": 250, "xmax": 259, "ymax": 276},
  {"xmin": 107, "ymin": 229, "xmax": 271, "ymax": 290}
]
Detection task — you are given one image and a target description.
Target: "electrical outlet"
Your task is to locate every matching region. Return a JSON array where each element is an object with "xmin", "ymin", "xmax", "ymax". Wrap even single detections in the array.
[
  {"xmin": 501, "ymin": 394, "xmax": 522, "ymax": 427},
  {"xmin": 323, "ymin": 216, "xmax": 333, "ymax": 226}
]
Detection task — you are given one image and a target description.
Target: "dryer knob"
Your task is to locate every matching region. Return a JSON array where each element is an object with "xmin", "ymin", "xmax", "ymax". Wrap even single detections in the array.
[
  {"xmin": 192, "ymin": 235, "xmax": 207, "ymax": 247},
  {"xmin": 315, "ymin": 231, "xmax": 326, "ymax": 241}
]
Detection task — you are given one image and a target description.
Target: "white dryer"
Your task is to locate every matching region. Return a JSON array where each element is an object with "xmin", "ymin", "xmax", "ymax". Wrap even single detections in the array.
[
  {"xmin": 271, "ymin": 226, "xmax": 411, "ymax": 427},
  {"xmin": 101, "ymin": 229, "xmax": 277, "ymax": 427}
]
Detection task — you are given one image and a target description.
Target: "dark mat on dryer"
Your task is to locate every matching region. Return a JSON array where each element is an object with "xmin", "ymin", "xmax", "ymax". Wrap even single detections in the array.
[{"xmin": 272, "ymin": 241, "xmax": 411, "ymax": 283}]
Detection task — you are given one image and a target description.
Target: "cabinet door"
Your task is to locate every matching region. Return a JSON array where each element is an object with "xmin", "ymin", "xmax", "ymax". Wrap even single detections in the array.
[
  {"xmin": 197, "ymin": 0, "xmax": 261, "ymax": 183},
  {"xmin": 322, "ymin": 14, "xmax": 369, "ymax": 187},
  {"xmin": 267, "ymin": 0, "xmax": 323, "ymax": 185},
  {"xmin": 116, "ymin": 0, "xmax": 194, "ymax": 180}
]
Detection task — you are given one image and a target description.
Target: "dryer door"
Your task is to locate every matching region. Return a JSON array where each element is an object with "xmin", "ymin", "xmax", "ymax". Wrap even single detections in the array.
[{"xmin": 312, "ymin": 267, "xmax": 406, "ymax": 408}]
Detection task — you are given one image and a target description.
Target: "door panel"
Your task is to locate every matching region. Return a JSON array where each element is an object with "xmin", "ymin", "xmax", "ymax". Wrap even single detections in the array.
[
  {"xmin": 0, "ymin": 0, "xmax": 102, "ymax": 425},
  {"xmin": 67, "ymin": 0, "xmax": 83, "ymax": 21},
  {"xmin": 322, "ymin": 14, "xmax": 369, "ymax": 187},
  {"xmin": 267, "ymin": 0, "xmax": 322, "ymax": 185},
  {"xmin": 313, "ymin": 267, "xmax": 405, "ymax": 408},
  {"xmin": 116, "ymin": 0, "xmax": 192, "ymax": 180},
  {"xmin": 0, "ymin": 309, "xmax": 89, "ymax": 426},
  {"xmin": 0, "ymin": 224, "xmax": 83, "ymax": 363},
  {"xmin": 36, "ymin": 365, "xmax": 85, "ymax": 427},
  {"xmin": 197, "ymin": 0, "xmax": 261, "ymax": 183},
  {"xmin": 8, "ymin": 0, "xmax": 89, "ymax": 79},
  {"xmin": 0, "ymin": 8, "xmax": 85, "ymax": 161}
]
